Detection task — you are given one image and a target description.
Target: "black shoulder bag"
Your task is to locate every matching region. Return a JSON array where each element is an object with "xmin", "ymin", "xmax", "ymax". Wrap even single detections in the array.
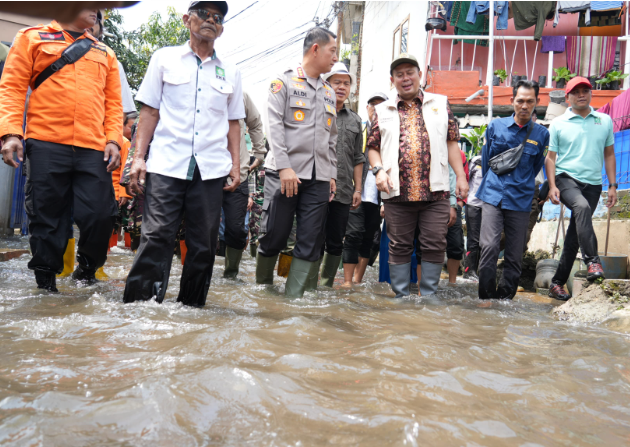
[
  {"xmin": 488, "ymin": 123, "xmax": 534, "ymax": 176},
  {"xmin": 33, "ymin": 37, "xmax": 94, "ymax": 90}
]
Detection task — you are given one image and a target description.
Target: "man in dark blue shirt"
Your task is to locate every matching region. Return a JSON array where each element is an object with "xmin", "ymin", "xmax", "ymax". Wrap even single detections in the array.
[{"xmin": 476, "ymin": 80, "xmax": 549, "ymax": 299}]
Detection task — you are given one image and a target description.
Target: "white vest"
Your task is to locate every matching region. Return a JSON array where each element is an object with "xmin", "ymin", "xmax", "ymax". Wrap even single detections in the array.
[{"xmin": 375, "ymin": 91, "xmax": 451, "ymax": 200}]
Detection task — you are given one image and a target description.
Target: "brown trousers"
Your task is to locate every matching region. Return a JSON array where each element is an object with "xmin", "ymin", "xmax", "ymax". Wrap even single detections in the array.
[{"xmin": 384, "ymin": 199, "xmax": 450, "ymax": 265}]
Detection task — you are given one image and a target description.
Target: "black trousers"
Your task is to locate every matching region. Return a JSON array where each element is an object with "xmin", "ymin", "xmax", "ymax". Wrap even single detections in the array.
[
  {"xmin": 258, "ymin": 169, "xmax": 329, "ymax": 262},
  {"xmin": 123, "ymin": 168, "xmax": 224, "ymax": 306},
  {"xmin": 478, "ymin": 203, "xmax": 529, "ymax": 299},
  {"xmin": 446, "ymin": 205, "xmax": 465, "ymax": 260},
  {"xmin": 321, "ymin": 200, "xmax": 351, "ymax": 257},
  {"xmin": 222, "ymin": 181, "xmax": 249, "ymax": 250},
  {"xmin": 25, "ymin": 139, "xmax": 117, "ymax": 274},
  {"xmin": 465, "ymin": 204, "xmax": 482, "ymax": 260},
  {"xmin": 343, "ymin": 202, "xmax": 382, "ymax": 264},
  {"xmin": 552, "ymin": 174, "xmax": 602, "ymax": 286}
]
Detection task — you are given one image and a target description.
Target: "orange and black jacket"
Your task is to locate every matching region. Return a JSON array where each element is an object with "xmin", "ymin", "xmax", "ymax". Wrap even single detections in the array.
[{"xmin": 0, "ymin": 20, "xmax": 123, "ymax": 151}]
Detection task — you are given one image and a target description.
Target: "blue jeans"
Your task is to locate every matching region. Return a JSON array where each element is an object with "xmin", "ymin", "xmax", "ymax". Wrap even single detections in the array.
[{"xmin": 467, "ymin": 1, "xmax": 508, "ymax": 30}]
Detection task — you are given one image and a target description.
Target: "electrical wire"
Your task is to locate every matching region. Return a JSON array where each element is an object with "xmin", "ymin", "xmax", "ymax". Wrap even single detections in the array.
[{"xmin": 224, "ymin": 1, "xmax": 259, "ymax": 23}]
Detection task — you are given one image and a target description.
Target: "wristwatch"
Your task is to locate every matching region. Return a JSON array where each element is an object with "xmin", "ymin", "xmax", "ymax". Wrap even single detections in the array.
[
  {"xmin": 610, "ymin": 183, "xmax": 618, "ymax": 189},
  {"xmin": 373, "ymin": 165, "xmax": 384, "ymax": 176}
]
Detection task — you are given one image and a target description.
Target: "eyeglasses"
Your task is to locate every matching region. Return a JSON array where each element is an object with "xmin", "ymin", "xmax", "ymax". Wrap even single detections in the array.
[{"xmin": 190, "ymin": 9, "xmax": 224, "ymax": 25}]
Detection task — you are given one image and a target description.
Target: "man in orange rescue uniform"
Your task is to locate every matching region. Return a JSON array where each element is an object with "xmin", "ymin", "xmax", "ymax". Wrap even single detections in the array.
[{"xmin": 0, "ymin": 9, "xmax": 123, "ymax": 292}]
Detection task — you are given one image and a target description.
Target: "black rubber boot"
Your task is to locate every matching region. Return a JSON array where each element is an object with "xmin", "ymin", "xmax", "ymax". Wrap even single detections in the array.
[
  {"xmin": 35, "ymin": 270, "xmax": 59, "ymax": 293},
  {"xmin": 72, "ymin": 266, "xmax": 98, "ymax": 285},
  {"xmin": 463, "ymin": 251, "xmax": 479, "ymax": 281}
]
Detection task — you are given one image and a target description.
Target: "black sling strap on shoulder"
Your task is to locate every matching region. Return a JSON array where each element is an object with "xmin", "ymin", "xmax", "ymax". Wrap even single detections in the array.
[{"xmin": 33, "ymin": 37, "xmax": 94, "ymax": 90}]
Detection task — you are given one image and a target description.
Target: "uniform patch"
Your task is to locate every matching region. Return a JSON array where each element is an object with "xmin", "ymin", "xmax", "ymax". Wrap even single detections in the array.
[
  {"xmin": 291, "ymin": 77, "xmax": 304, "ymax": 82},
  {"xmin": 291, "ymin": 89, "xmax": 307, "ymax": 98},
  {"xmin": 270, "ymin": 79, "xmax": 284, "ymax": 94},
  {"xmin": 325, "ymin": 104, "xmax": 336, "ymax": 115},
  {"xmin": 325, "ymin": 90, "xmax": 332, "ymax": 98},
  {"xmin": 327, "ymin": 118, "xmax": 332, "ymax": 127},
  {"xmin": 431, "ymin": 107, "xmax": 439, "ymax": 115},
  {"xmin": 526, "ymin": 139, "xmax": 538, "ymax": 146},
  {"xmin": 292, "ymin": 83, "xmax": 306, "ymax": 90},
  {"xmin": 90, "ymin": 43, "xmax": 107, "ymax": 56},
  {"xmin": 296, "ymin": 66, "xmax": 305, "ymax": 78},
  {"xmin": 215, "ymin": 66, "xmax": 226, "ymax": 81},
  {"xmin": 39, "ymin": 32, "xmax": 65, "ymax": 41},
  {"xmin": 294, "ymin": 110, "xmax": 305, "ymax": 121},
  {"xmin": 594, "ymin": 117, "xmax": 602, "ymax": 125},
  {"xmin": 324, "ymin": 97, "xmax": 335, "ymax": 106},
  {"xmin": 294, "ymin": 99, "xmax": 306, "ymax": 107}
]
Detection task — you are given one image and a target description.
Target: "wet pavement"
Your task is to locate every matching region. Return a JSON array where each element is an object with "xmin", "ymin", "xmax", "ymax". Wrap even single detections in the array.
[{"xmin": 0, "ymin": 235, "xmax": 629, "ymax": 446}]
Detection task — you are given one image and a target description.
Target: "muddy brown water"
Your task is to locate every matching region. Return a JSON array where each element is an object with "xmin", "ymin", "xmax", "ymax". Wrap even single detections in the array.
[{"xmin": 0, "ymin": 236, "xmax": 629, "ymax": 446}]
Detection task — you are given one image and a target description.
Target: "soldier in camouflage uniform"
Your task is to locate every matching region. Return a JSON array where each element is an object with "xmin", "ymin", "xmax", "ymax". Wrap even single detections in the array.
[{"xmin": 248, "ymin": 167, "xmax": 265, "ymax": 257}]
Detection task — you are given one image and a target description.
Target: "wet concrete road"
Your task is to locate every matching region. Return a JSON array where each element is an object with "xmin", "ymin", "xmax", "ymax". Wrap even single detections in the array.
[{"xmin": 0, "ymin": 236, "xmax": 629, "ymax": 446}]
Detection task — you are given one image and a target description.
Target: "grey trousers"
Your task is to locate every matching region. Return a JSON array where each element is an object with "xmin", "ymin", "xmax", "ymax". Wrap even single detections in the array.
[
  {"xmin": 478, "ymin": 203, "xmax": 529, "ymax": 299},
  {"xmin": 258, "ymin": 169, "xmax": 330, "ymax": 262}
]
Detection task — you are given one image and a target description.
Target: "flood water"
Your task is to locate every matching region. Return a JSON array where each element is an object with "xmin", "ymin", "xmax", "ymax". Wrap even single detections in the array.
[{"xmin": 0, "ymin": 236, "xmax": 629, "ymax": 446}]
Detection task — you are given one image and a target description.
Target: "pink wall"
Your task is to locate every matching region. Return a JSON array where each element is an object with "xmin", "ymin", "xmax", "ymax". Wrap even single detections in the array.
[{"xmin": 428, "ymin": 13, "xmax": 622, "ymax": 85}]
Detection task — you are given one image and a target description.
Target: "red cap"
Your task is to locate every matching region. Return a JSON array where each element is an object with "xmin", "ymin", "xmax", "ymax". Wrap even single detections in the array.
[{"xmin": 565, "ymin": 76, "xmax": 592, "ymax": 94}]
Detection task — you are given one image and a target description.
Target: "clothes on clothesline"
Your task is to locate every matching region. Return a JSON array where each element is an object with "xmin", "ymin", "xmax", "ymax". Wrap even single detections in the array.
[
  {"xmin": 511, "ymin": 1, "xmax": 556, "ymax": 41},
  {"xmin": 567, "ymin": 35, "xmax": 618, "ymax": 77},
  {"xmin": 541, "ymin": 36, "xmax": 566, "ymax": 53},
  {"xmin": 579, "ymin": 9, "xmax": 622, "ymax": 27},
  {"xmin": 554, "ymin": 1, "xmax": 591, "ymax": 27},
  {"xmin": 598, "ymin": 88, "xmax": 630, "ymax": 133},
  {"xmin": 466, "ymin": 1, "xmax": 509, "ymax": 30},
  {"xmin": 590, "ymin": 1, "xmax": 623, "ymax": 11},
  {"xmin": 450, "ymin": 1, "xmax": 489, "ymax": 47}
]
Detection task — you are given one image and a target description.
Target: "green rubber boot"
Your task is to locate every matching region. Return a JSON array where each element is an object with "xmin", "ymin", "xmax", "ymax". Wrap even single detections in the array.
[
  {"xmin": 285, "ymin": 258, "xmax": 320, "ymax": 298},
  {"xmin": 256, "ymin": 253, "xmax": 278, "ymax": 285},
  {"xmin": 224, "ymin": 246, "xmax": 243, "ymax": 279},
  {"xmin": 319, "ymin": 252, "xmax": 342, "ymax": 288},
  {"xmin": 304, "ymin": 257, "xmax": 322, "ymax": 292}
]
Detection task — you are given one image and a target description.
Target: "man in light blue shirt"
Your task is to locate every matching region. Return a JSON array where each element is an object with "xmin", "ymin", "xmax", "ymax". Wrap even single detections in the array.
[{"xmin": 546, "ymin": 77, "xmax": 618, "ymax": 301}]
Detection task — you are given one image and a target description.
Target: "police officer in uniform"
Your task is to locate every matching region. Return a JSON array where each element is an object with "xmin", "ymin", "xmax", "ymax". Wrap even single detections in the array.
[{"xmin": 257, "ymin": 27, "xmax": 339, "ymax": 298}]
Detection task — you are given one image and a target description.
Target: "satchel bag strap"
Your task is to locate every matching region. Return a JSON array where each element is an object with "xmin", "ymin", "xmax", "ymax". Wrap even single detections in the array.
[{"xmin": 34, "ymin": 37, "xmax": 94, "ymax": 90}]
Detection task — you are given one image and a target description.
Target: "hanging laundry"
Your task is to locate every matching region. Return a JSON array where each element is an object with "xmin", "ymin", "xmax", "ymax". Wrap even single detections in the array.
[
  {"xmin": 579, "ymin": 9, "xmax": 622, "ymax": 27},
  {"xmin": 511, "ymin": 2, "xmax": 556, "ymax": 41},
  {"xmin": 590, "ymin": 1, "xmax": 623, "ymax": 11},
  {"xmin": 567, "ymin": 35, "xmax": 618, "ymax": 77},
  {"xmin": 541, "ymin": 36, "xmax": 566, "ymax": 53},
  {"xmin": 439, "ymin": 1, "xmax": 455, "ymax": 22},
  {"xmin": 554, "ymin": 1, "xmax": 591, "ymax": 27},
  {"xmin": 466, "ymin": 1, "xmax": 509, "ymax": 30},
  {"xmin": 450, "ymin": 1, "xmax": 489, "ymax": 47},
  {"xmin": 598, "ymin": 89, "xmax": 630, "ymax": 133}
]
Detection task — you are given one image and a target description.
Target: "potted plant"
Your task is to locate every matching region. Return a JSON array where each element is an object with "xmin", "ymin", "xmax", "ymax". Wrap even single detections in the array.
[
  {"xmin": 538, "ymin": 75, "xmax": 547, "ymax": 87},
  {"xmin": 493, "ymin": 69, "xmax": 507, "ymax": 86},
  {"xmin": 340, "ymin": 48, "xmax": 351, "ymax": 67},
  {"xmin": 553, "ymin": 67, "xmax": 576, "ymax": 89},
  {"xmin": 462, "ymin": 124, "xmax": 487, "ymax": 159},
  {"xmin": 596, "ymin": 71, "xmax": 630, "ymax": 90}
]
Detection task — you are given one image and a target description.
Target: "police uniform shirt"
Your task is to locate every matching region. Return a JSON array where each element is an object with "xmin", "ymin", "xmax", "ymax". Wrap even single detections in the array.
[
  {"xmin": 264, "ymin": 65, "xmax": 338, "ymax": 181},
  {"xmin": 136, "ymin": 42, "xmax": 245, "ymax": 181}
]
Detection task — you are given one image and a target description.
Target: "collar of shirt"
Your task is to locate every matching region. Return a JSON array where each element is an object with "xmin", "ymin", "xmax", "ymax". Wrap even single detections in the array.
[
  {"xmin": 295, "ymin": 64, "xmax": 324, "ymax": 90},
  {"xmin": 395, "ymin": 90, "xmax": 424, "ymax": 108},
  {"xmin": 566, "ymin": 106, "xmax": 596, "ymax": 120},
  {"xmin": 50, "ymin": 20, "xmax": 97, "ymax": 43},
  {"xmin": 180, "ymin": 41, "xmax": 218, "ymax": 62},
  {"xmin": 507, "ymin": 114, "xmax": 533, "ymax": 129}
]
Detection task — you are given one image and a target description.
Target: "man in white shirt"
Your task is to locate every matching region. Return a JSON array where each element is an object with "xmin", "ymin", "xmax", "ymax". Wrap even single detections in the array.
[{"xmin": 123, "ymin": 1, "xmax": 245, "ymax": 307}]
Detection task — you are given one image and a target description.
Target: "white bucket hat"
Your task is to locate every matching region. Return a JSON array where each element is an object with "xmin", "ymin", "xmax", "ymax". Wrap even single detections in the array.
[{"xmin": 324, "ymin": 62, "xmax": 355, "ymax": 84}]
